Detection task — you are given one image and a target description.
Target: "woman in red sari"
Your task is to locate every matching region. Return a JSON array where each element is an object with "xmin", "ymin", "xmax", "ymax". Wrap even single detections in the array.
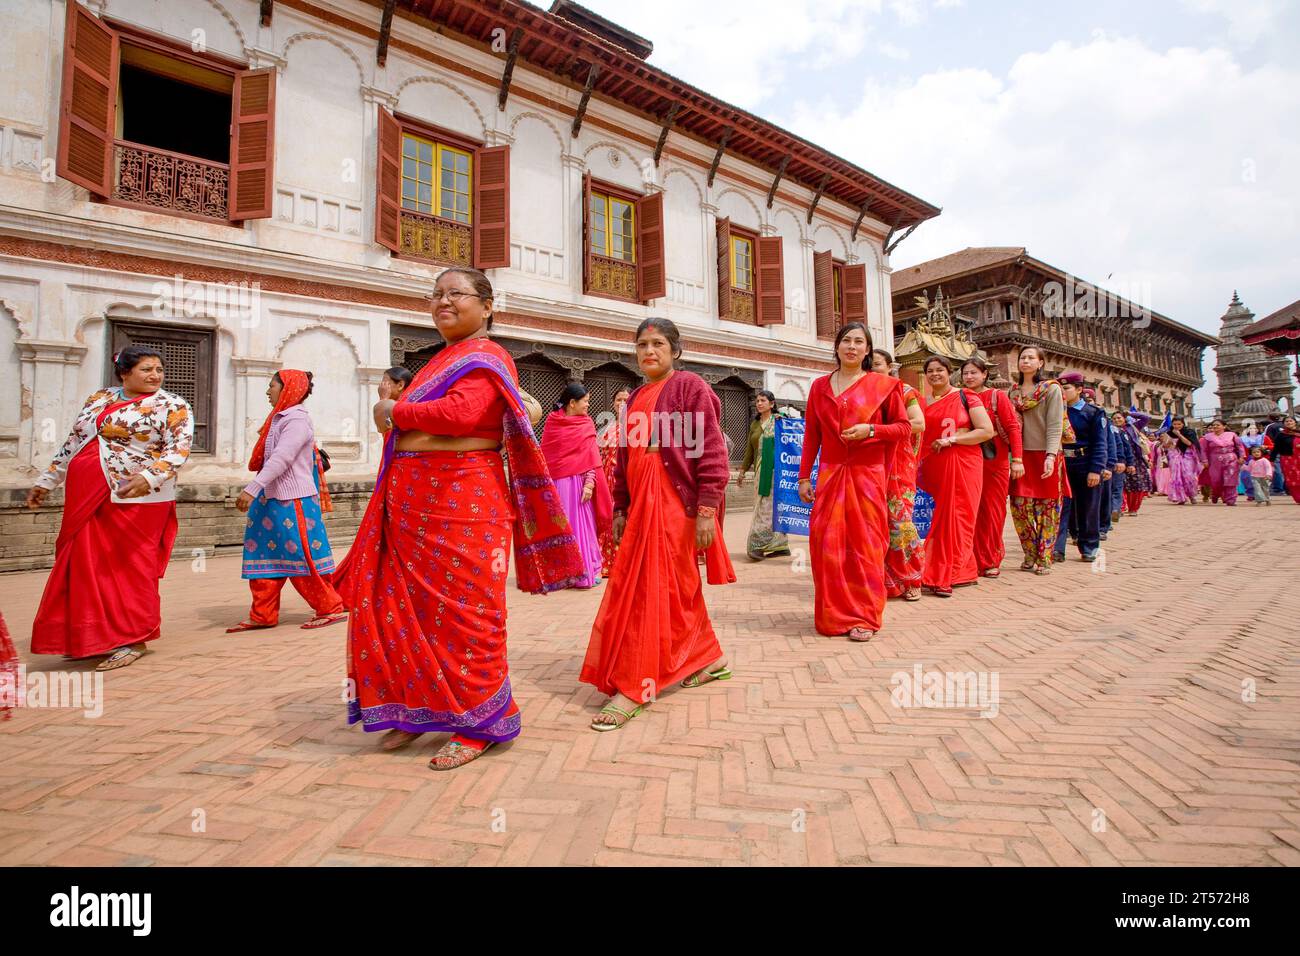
[
  {"xmin": 581, "ymin": 318, "xmax": 735, "ymax": 731},
  {"xmin": 26, "ymin": 346, "xmax": 193, "ymax": 670},
  {"xmin": 870, "ymin": 348, "xmax": 925, "ymax": 601},
  {"xmin": 596, "ymin": 388, "xmax": 631, "ymax": 576},
  {"xmin": 960, "ymin": 356, "xmax": 1024, "ymax": 578},
  {"xmin": 918, "ymin": 356, "xmax": 996, "ymax": 597},
  {"xmin": 337, "ymin": 268, "xmax": 583, "ymax": 771},
  {"xmin": 799, "ymin": 325, "xmax": 911, "ymax": 640}
]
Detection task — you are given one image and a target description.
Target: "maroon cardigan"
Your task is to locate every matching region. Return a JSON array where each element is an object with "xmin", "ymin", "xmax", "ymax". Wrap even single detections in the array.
[{"xmin": 613, "ymin": 370, "xmax": 730, "ymax": 518}]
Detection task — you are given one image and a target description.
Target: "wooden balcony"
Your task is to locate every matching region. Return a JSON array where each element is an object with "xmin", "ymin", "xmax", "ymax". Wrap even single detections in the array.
[
  {"xmin": 399, "ymin": 208, "xmax": 472, "ymax": 267},
  {"xmin": 112, "ymin": 140, "xmax": 229, "ymax": 223},
  {"xmin": 729, "ymin": 288, "xmax": 755, "ymax": 324},
  {"xmin": 589, "ymin": 253, "xmax": 637, "ymax": 301}
]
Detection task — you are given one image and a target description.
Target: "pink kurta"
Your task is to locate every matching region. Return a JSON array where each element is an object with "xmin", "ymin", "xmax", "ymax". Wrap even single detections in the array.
[{"xmin": 1200, "ymin": 432, "xmax": 1246, "ymax": 505}]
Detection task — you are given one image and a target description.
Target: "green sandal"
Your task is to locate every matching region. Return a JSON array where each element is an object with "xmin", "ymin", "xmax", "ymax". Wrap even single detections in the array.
[
  {"xmin": 681, "ymin": 664, "xmax": 732, "ymax": 688},
  {"xmin": 590, "ymin": 703, "xmax": 643, "ymax": 732}
]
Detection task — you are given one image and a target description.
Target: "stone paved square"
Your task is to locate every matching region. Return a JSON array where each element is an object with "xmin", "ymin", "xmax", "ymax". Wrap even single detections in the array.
[{"xmin": 1, "ymin": 498, "xmax": 1298, "ymax": 867}]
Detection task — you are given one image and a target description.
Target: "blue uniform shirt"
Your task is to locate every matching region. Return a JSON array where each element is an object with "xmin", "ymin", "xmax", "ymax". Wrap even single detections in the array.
[{"xmin": 1064, "ymin": 401, "xmax": 1108, "ymax": 474}]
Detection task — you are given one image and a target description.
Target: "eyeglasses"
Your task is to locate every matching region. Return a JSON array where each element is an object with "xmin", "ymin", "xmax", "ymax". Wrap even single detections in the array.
[{"xmin": 425, "ymin": 290, "xmax": 482, "ymax": 304}]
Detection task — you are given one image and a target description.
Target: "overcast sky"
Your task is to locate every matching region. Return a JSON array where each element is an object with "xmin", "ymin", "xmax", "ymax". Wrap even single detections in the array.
[{"xmin": 583, "ymin": 0, "xmax": 1300, "ymax": 407}]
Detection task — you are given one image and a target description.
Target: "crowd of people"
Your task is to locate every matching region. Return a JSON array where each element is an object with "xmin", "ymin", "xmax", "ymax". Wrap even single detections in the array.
[{"xmin": 18, "ymin": 267, "xmax": 1300, "ymax": 770}]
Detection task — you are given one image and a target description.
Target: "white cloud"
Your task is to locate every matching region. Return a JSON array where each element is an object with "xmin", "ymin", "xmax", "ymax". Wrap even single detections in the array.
[
  {"xmin": 781, "ymin": 35, "xmax": 1300, "ymax": 404},
  {"xmin": 584, "ymin": 0, "xmax": 884, "ymax": 108},
  {"xmin": 1180, "ymin": 0, "xmax": 1288, "ymax": 44}
]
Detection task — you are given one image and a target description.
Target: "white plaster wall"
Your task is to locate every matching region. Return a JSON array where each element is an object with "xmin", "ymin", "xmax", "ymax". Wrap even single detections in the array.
[
  {"xmin": 106, "ymin": 0, "xmax": 249, "ymax": 61},
  {"xmin": 277, "ymin": 36, "xmax": 365, "ymax": 201},
  {"xmin": 509, "ymin": 114, "xmax": 565, "ymax": 253}
]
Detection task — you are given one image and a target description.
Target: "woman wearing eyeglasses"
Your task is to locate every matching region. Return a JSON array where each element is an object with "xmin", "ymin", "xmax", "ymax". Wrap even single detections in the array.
[{"xmin": 336, "ymin": 268, "xmax": 583, "ymax": 771}]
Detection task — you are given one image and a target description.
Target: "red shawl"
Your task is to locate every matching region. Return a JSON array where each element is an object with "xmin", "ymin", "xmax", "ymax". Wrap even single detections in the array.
[
  {"xmin": 336, "ymin": 338, "xmax": 584, "ymax": 597},
  {"xmin": 248, "ymin": 368, "xmax": 332, "ymax": 512},
  {"xmin": 540, "ymin": 410, "xmax": 613, "ymax": 534}
]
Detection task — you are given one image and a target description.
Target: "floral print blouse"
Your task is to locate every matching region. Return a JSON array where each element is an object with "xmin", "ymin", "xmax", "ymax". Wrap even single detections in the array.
[{"xmin": 35, "ymin": 387, "xmax": 194, "ymax": 504}]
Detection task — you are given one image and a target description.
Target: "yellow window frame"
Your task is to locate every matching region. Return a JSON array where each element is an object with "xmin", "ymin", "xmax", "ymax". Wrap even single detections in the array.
[
  {"xmin": 401, "ymin": 132, "xmax": 473, "ymax": 226},
  {"xmin": 731, "ymin": 235, "xmax": 754, "ymax": 291},
  {"xmin": 590, "ymin": 190, "xmax": 636, "ymax": 262}
]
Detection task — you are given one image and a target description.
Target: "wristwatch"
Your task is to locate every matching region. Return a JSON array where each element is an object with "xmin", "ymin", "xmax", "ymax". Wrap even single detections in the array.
[{"xmin": 868, "ymin": 424, "xmax": 876, "ymax": 438}]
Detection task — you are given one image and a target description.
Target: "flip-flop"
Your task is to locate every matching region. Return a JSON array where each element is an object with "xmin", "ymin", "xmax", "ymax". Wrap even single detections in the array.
[
  {"xmin": 225, "ymin": 621, "xmax": 274, "ymax": 633},
  {"xmin": 96, "ymin": 646, "xmax": 145, "ymax": 671},
  {"xmin": 681, "ymin": 665, "xmax": 732, "ymax": 688},
  {"xmin": 301, "ymin": 614, "xmax": 347, "ymax": 630},
  {"xmin": 590, "ymin": 702, "xmax": 643, "ymax": 732},
  {"xmin": 982, "ymin": 568, "xmax": 1001, "ymax": 578}
]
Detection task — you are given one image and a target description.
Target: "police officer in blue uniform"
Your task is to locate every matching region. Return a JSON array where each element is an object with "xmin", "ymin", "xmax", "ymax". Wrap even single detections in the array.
[
  {"xmin": 1107, "ymin": 409, "xmax": 1135, "ymax": 526},
  {"xmin": 1052, "ymin": 372, "xmax": 1108, "ymax": 562}
]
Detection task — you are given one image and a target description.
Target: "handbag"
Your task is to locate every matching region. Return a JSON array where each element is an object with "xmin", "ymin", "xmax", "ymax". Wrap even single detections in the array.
[
  {"xmin": 959, "ymin": 390, "xmax": 998, "ymax": 460},
  {"xmin": 317, "ymin": 447, "xmax": 332, "ymax": 472}
]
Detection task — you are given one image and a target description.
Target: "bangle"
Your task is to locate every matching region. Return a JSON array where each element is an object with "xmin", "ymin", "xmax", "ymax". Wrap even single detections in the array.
[
  {"xmin": 697, "ymin": 505, "xmax": 717, "ymax": 519},
  {"xmin": 1011, "ymin": 457, "xmax": 1022, "ymax": 463}
]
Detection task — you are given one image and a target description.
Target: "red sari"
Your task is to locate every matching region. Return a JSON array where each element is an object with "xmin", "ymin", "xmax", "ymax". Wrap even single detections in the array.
[
  {"xmin": 337, "ymin": 338, "xmax": 583, "ymax": 742},
  {"xmin": 580, "ymin": 377, "xmax": 734, "ymax": 700},
  {"xmin": 800, "ymin": 373, "xmax": 911, "ymax": 634},
  {"xmin": 972, "ymin": 388, "xmax": 1023, "ymax": 574},
  {"xmin": 597, "ymin": 421, "xmax": 621, "ymax": 575},
  {"xmin": 32, "ymin": 395, "xmax": 179, "ymax": 657},
  {"xmin": 919, "ymin": 389, "xmax": 985, "ymax": 591},
  {"xmin": 883, "ymin": 382, "xmax": 925, "ymax": 597}
]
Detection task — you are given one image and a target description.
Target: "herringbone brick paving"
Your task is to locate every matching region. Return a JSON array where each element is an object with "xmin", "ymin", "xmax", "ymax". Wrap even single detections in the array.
[{"xmin": 1, "ymin": 497, "xmax": 1297, "ymax": 866}]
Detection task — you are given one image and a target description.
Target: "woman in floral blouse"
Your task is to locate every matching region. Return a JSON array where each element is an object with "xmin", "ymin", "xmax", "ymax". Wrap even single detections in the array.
[{"xmin": 26, "ymin": 346, "xmax": 194, "ymax": 670}]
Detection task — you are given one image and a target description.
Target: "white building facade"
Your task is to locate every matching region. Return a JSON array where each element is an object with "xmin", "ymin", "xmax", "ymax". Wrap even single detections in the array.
[{"xmin": 0, "ymin": 0, "xmax": 937, "ymax": 519}]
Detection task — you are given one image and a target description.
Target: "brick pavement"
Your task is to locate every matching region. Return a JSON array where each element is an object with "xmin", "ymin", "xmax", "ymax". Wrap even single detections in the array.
[{"xmin": 1, "ymin": 496, "xmax": 1298, "ymax": 866}]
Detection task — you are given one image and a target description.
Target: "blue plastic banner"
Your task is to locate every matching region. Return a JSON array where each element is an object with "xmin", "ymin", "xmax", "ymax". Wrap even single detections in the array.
[
  {"xmin": 912, "ymin": 488, "xmax": 935, "ymax": 539},
  {"xmin": 772, "ymin": 418, "xmax": 816, "ymax": 536}
]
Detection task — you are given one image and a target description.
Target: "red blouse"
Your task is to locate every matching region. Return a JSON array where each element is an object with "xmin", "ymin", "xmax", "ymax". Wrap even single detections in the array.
[
  {"xmin": 389, "ymin": 369, "xmax": 506, "ymax": 442},
  {"xmin": 799, "ymin": 373, "xmax": 912, "ymax": 479},
  {"xmin": 981, "ymin": 388, "xmax": 1025, "ymax": 459}
]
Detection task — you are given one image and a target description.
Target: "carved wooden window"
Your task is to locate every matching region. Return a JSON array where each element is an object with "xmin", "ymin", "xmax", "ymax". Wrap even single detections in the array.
[
  {"xmin": 402, "ymin": 134, "xmax": 472, "ymax": 225},
  {"xmin": 581, "ymin": 174, "xmax": 664, "ymax": 304},
  {"xmin": 590, "ymin": 190, "xmax": 634, "ymax": 261},
  {"xmin": 731, "ymin": 235, "xmax": 753, "ymax": 290},
  {"xmin": 109, "ymin": 321, "xmax": 214, "ymax": 453},
  {"xmin": 812, "ymin": 250, "xmax": 863, "ymax": 337},
  {"xmin": 56, "ymin": 2, "xmax": 274, "ymax": 224},
  {"xmin": 716, "ymin": 221, "xmax": 785, "ymax": 326},
  {"xmin": 376, "ymin": 109, "xmax": 509, "ymax": 270}
]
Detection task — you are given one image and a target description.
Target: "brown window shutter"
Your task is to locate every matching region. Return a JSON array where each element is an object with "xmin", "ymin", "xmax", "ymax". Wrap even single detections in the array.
[
  {"xmin": 229, "ymin": 67, "xmax": 276, "ymax": 220},
  {"xmin": 843, "ymin": 263, "xmax": 867, "ymax": 325},
  {"xmin": 813, "ymin": 250, "xmax": 835, "ymax": 338},
  {"xmin": 56, "ymin": 2, "xmax": 118, "ymax": 197},
  {"xmin": 581, "ymin": 171, "xmax": 593, "ymax": 294},
  {"xmin": 755, "ymin": 235, "xmax": 785, "ymax": 326},
  {"xmin": 715, "ymin": 216, "xmax": 732, "ymax": 320},
  {"xmin": 635, "ymin": 191, "xmax": 666, "ymax": 302},
  {"xmin": 374, "ymin": 107, "xmax": 401, "ymax": 252},
  {"xmin": 473, "ymin": 144, "xmax": 510, "ymax": 270}
]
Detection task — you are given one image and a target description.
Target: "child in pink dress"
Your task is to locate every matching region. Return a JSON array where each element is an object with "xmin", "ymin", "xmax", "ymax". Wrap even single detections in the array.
[{"xmin": 1248, "ymin": 446, "xmax": 1273, "ymax": 505}]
